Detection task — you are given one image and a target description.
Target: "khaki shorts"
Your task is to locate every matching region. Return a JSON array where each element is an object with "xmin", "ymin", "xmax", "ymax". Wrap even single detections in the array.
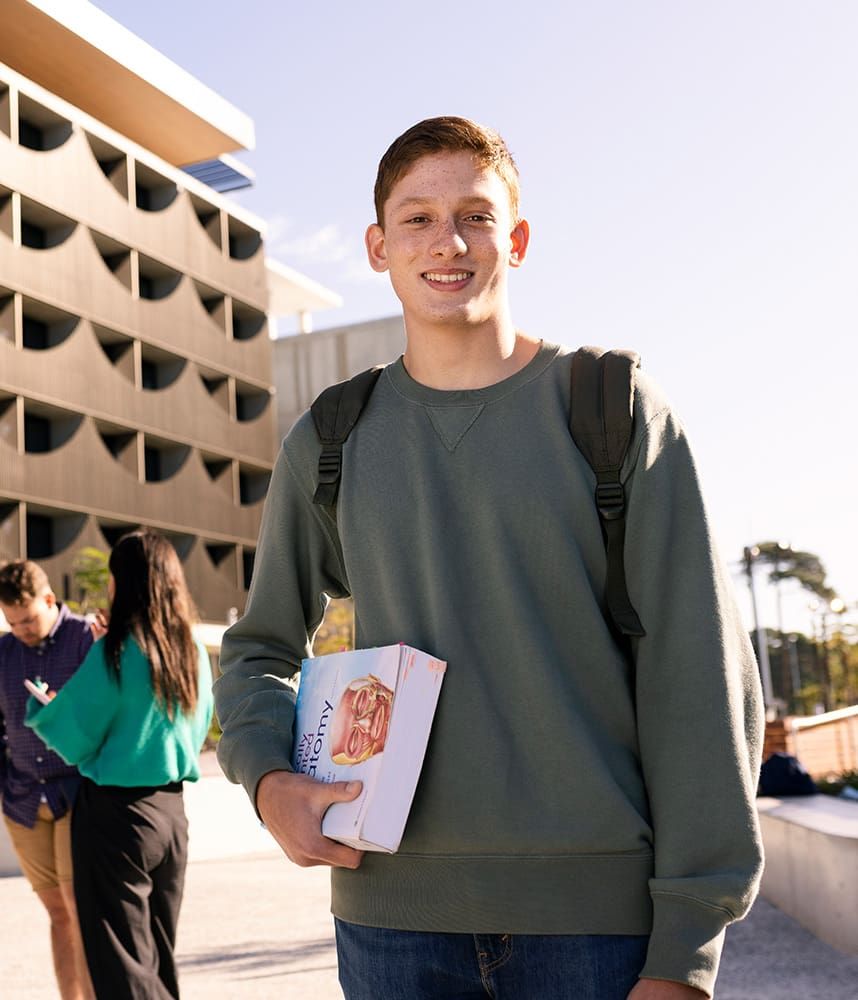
[{"xmin": 4, "ymin": 802, "xmax": 73, "ymax": 891}]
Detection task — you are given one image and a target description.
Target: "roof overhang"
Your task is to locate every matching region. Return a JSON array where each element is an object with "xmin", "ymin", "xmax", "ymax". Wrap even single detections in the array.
[
  {"xmin": 266, "ymin": 259, "xmax": 343, "ymax": 316},
  {"xmin": 0, "ymin": 0, "xmax": 255, "ymax": 165}
]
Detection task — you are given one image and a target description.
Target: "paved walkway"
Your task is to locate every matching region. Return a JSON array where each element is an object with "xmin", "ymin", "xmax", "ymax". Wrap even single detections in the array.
[{"xmin": 2, "ymin": 755, "xmax": 857, "ymax": 998}]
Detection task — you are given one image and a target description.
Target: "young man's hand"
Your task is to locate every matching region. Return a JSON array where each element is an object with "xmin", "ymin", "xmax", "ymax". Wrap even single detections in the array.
[
  {"xmin": 256, "ymin": 770, "xmax": 365, "ymax": 869},
  {"xmin": 628, "ymin": 979, "xmax": 708, "ymax": 999}
]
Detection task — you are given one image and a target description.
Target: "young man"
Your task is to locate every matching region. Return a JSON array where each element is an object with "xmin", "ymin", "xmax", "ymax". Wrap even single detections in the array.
[
  {"xmin": 0, "ymin": 560, "xmax": 95, "ymax": 1000},
  {"xmin": 215, "ymin": 117, "xmax": 764, "ymax": 999}
]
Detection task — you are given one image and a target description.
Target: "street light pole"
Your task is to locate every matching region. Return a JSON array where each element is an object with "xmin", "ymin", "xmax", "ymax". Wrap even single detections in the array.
[
  {"xmin": 744, "ymin": 546, "xmax": 775, "ymax": 714},
  {"xmin": 787, "ymin": 634, "xmax": 801, "ymax": 702},
  {"xmin": 774, "ymin": 541, "xmax": 793, "ymax": 705}
]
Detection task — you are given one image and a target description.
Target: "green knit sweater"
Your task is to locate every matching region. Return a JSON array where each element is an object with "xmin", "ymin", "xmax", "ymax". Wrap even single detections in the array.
[
  {"xmin": 214, "ymin": 341, "xmax": 764, "ymax": 997},
  {"xmin": 26, "ymin": 635, "xmax": 213, "ymax": 786}
]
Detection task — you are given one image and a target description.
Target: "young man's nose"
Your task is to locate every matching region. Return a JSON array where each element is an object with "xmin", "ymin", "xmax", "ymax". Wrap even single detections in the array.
[{"xmin": 430, "ymin": 221, "xmax": 467, "ymax": 256}]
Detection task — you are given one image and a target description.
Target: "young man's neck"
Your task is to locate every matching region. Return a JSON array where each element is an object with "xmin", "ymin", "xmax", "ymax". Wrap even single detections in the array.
[{"xmin": 402, "ymin": 318, "xmax": 540, "ymax": 391}]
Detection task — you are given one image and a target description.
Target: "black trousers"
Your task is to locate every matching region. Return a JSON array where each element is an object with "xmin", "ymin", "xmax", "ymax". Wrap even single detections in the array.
[{"xmin": 72, "ymin": 777, "xmax": 188, "ymax": 1000}]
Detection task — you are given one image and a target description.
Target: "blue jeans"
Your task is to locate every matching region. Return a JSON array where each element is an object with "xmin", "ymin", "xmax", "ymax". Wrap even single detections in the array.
[{"xmin": 335, "ymin": 920, "xmax": 649, "ymax": 1000}]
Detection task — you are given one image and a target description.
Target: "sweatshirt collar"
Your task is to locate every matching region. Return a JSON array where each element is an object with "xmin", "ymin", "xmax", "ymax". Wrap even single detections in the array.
[{"xmin": 385, "ymin": 340, "xmax": 561, "ymax": 407}]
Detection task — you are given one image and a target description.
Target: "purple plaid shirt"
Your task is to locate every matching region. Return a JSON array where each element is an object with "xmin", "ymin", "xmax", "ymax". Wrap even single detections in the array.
[{"xmin": 0, "ymin": 604, "xmax": 93, "ymax": 827}]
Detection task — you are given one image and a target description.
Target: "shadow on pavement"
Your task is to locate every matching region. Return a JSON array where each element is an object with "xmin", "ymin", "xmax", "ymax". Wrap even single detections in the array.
[
  {"xmin": 718, "ymin": 897, "xmax": 858, "ymax": 1000},
  {"xmin": 179, "ymin": 937, "xmax": 336, "ymax": 977}
]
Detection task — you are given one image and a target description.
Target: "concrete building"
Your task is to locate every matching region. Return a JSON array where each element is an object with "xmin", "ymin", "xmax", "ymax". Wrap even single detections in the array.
[
  {"xmin": 0, "ymin": 0, "xmax": 339, "ymax": 620},
  {"xmin": 273, "ymin": 315, "xmax": 405, "ymax": 441}
]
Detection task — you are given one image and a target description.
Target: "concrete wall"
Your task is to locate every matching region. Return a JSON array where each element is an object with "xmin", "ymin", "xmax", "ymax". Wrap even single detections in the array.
[
  {"xmin": 0, "ymin": 818, "xmax": 18, "ymax": 877},
  {"xmin": 273, "ymin": 316, "xmax": 406, "ymax": 442},
  {"xmin": 0, "ymin": 751, "xmax": 276, "ymax": 877},
  {"xmin": 758, "ymin": 795, "xmax": 858, "ymax": 955}
]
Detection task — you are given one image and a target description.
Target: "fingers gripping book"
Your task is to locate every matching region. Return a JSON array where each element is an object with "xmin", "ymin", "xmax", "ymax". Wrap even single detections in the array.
[{"xmin": 291, "ymin": 644, "xmax": 447, "ymax": 852}]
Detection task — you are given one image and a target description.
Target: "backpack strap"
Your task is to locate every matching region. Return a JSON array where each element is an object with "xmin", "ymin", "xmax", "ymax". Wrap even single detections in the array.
[
  {"xmin": 570, "ymin": 347, "xmax": 645, "ymax": 638},
  {"xmin": 310, "ymin": 366, "xmax": 384, "ymax": 506}
]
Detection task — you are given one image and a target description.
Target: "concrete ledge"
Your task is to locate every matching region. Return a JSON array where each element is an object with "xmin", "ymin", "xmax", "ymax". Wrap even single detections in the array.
[
  {"xmin": 758, "ymin": 794, "xmax": 858, "ymax": 954},
  {"xmin": 0, "ymin": 816, "xmax": 20, "ymax": 877},
  {"xmin": 1, "ymin": 752, "xmax": 276, "ymax": 878}
]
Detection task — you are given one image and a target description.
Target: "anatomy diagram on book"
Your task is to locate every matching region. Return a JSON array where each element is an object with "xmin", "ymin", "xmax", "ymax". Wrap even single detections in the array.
[{"xmin": 292, "ymin": 645, "xmax": 445, "ymax": 852}]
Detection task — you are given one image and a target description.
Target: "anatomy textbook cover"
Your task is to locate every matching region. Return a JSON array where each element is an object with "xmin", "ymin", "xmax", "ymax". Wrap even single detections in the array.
[{"xmin": 291, "ymin": 644, "xmax": 446, "ymax": 852}]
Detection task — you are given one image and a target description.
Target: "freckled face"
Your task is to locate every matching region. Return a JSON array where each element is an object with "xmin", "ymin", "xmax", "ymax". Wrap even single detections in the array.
[{"xmin": 365, "ymin": 151, "xmax": 529, "ymax": 330}]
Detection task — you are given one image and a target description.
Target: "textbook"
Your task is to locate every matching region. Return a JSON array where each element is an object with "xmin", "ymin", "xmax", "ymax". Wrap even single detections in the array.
[{"xmin": 291, "ymin": 644, "xmax": 447, "ymax": 852}]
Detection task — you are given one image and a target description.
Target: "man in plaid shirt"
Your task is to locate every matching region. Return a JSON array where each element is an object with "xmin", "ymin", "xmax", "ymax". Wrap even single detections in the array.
[{"xmin": 1, "ymin": 560, "xmax": 96, "ymax": 1000}]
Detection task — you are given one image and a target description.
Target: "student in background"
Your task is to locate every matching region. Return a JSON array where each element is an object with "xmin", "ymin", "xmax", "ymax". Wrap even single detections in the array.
[
  {"xmin": 26, "ymin": 530, "xmax": 213, "ymax": 1000},
  {"xmin": 0, "ymin": 560, "xmax": 95, "ymax": 1000}
]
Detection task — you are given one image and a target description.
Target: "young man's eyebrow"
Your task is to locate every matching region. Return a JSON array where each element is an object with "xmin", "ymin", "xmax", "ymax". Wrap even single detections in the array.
[
  {"xmin": 390, "ymin": 195, "xmax": 498, "ymax": 212},
  {"xmin": 389, "ymin": 196, "xmax": 433, "ymax": 211}
]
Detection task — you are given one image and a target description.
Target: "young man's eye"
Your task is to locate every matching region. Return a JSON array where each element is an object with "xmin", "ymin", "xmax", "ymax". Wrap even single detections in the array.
[
  {"xmin": 406, "ymin": 215, "xmax": 430, "ymax": 224},
  {"xmin": 464, "ymin": 214, "xmax": 492, "ymax": 223}
]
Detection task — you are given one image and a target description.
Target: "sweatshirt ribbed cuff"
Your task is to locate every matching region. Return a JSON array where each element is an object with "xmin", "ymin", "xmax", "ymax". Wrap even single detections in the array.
[{"xmin": 640, "ymin": 892, "xmax": 729, "ymax": 998}]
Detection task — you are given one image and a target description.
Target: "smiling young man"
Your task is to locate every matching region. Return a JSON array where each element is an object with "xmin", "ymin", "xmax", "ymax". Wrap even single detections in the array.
[
  {"xmin": 0, "ymin": 560, "xmax": 95, "ymax": 1000},
  {"xmin": 214, "ymin": 117, "xmax": 764, "ymax": 1000}
]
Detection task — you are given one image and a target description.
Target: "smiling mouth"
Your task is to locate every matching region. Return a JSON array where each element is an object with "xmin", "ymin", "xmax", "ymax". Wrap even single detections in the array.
[{"xmin": 422, "ymin": 271, "xmax": 473, "ymax": 284}]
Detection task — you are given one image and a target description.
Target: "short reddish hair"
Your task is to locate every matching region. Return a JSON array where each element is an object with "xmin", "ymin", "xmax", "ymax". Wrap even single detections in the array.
[{"xmin": 373, "ymin": 116, "xmax": 520, "ymax": 227}]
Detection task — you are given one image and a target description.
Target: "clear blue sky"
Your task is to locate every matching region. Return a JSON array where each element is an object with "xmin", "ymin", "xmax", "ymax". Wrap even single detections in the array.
[{"xmin": 94, "ymin": 1, "xmax": 858, "ymax": 636}]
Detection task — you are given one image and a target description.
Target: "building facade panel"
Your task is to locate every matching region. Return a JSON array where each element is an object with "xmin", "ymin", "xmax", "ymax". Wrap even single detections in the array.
[
  {"xmin": 0, "ymin": 53, "xmax": 277, "ymax": 620},
  {"xmin": 0, "ymin": 212, "xmax": 272, "ymax": 386},
  {"xmin": 0, "ymin": 417, "xmax": 265, "ymax": 541},
  {"xmin": 0, "ymin": 281, "xmax": 274, "ymax": 463},
  {"xmin": 0, "ymin": 126, "xmax": 269, "ymax": 308}
]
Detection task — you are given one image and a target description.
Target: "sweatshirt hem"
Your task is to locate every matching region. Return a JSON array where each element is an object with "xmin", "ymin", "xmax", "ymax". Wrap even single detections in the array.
[{"xmin": 331, "ymin": 851, "xmax": 654, "ymax": 934}]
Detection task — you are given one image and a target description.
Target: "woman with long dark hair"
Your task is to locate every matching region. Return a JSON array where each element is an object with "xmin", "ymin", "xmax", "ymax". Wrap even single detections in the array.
[{"xmin": 26, "ymin": 529, "xmax": 213, "ymax": 999}]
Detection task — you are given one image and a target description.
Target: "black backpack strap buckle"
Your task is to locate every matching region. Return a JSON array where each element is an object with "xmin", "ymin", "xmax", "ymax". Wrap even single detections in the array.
[
  {"xmin": 313, "ymin": 446, "xmax": 343, "ymax": 506},
  {"xmin": 595, "ymin": 480, "xmax": 625, "ymax": 521}
]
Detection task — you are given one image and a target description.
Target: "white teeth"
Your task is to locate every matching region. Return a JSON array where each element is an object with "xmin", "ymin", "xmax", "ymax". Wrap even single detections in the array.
[{"xmin": 423, "ymin": 272, "xmax": 471, "ymax": 283}]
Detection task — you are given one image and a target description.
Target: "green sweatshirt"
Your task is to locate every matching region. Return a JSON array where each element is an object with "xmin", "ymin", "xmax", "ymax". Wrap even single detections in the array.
[
  {"xmin": 214, "ymin": 341, "xmax": 764, "ymax": 997},
  {"xmin": 26, "ymin": 636, "xmax": 213, "ymax": 786}
]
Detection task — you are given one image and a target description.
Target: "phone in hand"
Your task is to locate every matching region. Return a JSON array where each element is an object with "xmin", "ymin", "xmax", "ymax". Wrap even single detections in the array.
[{"xmin": 24, "ymin": 678, "xmax": 52, "ymax": 705}]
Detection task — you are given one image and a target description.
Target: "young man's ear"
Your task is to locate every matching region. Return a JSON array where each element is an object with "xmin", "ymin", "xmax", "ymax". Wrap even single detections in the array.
[
  {"xmin": 508, "ymin": 218, "xmax": 530, "ymax": 269},
  {"xmin": 365, "ymin": 224, "xmax": 389, "ymax": 273}
]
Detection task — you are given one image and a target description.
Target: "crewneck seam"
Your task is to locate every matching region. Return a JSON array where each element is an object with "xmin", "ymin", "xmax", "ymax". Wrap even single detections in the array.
[{"xmin": 384, "ymin": 342, "xmax": 561, "ymax": 408}]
